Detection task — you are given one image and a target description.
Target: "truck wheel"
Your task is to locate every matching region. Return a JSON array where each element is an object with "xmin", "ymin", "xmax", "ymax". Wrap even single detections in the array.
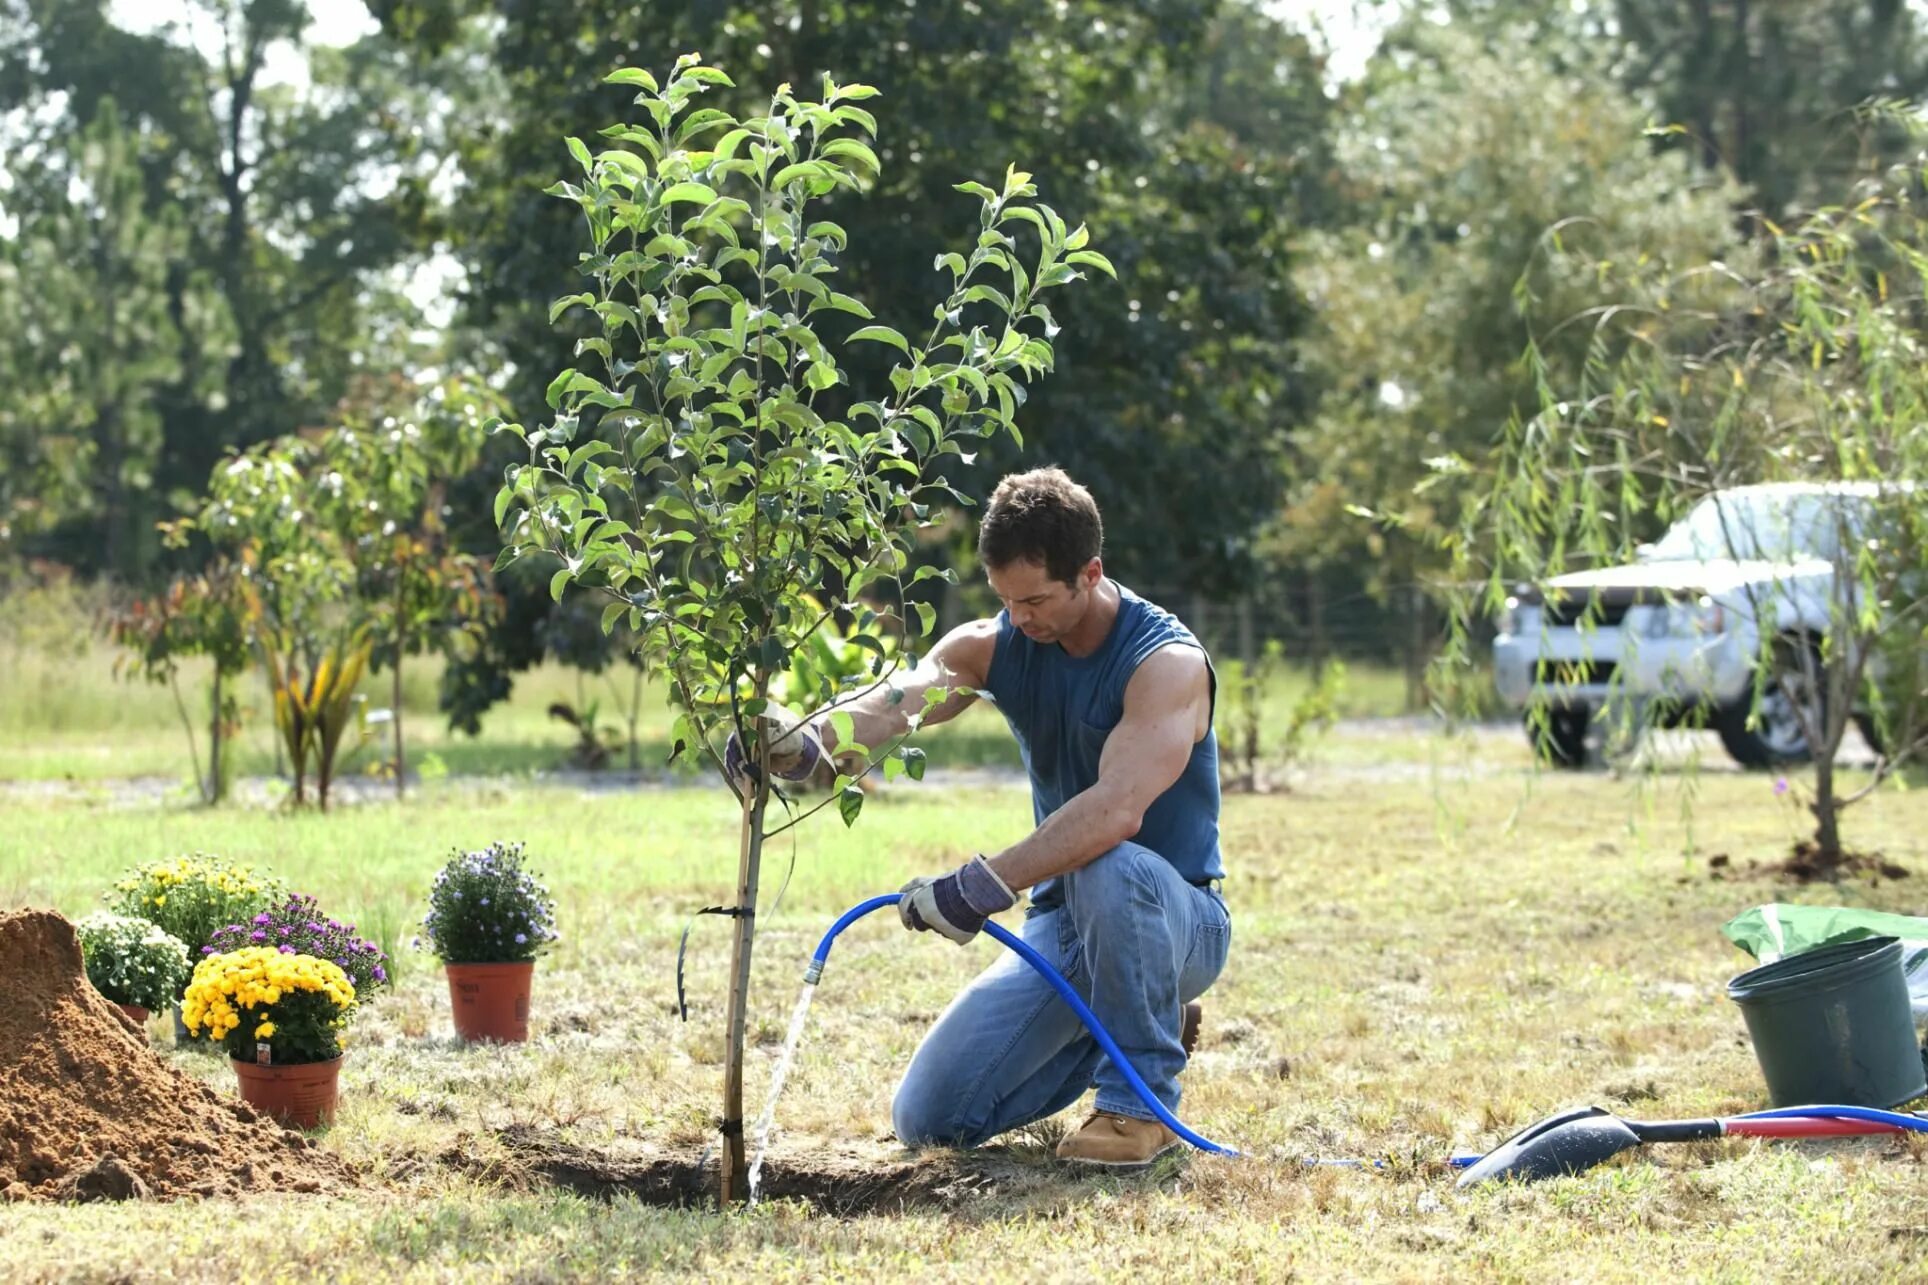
[
  {"xmin": 1524, "ymin": 707, "xmax": 1589, "ymax": 769},
  {"xmin": 1716, "ymin": 643, "xmax": 1824, "ymax": 769}
]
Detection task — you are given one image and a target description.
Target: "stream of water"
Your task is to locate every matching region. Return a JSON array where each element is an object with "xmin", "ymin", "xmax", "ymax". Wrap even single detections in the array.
[{"xmin": 745, "ymin": 981, "xmax": 817, "ymax": 1206}]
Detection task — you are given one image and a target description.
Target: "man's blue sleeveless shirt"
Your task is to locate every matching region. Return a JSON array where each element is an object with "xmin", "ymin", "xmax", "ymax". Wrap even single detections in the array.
[{"xmin": 982, "ymin": 582, "xmax": 1224, "ymax": 911}]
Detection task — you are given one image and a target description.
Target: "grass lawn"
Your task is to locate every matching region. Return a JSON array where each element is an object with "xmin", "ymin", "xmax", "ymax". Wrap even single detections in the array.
[
  {"xmin": 0, "ymin": 603, "xmax": 1416, "ymax": 787},
  {"xmin": 4, "ymin": 746, "xmax": 1927, "ymax": 1281}
]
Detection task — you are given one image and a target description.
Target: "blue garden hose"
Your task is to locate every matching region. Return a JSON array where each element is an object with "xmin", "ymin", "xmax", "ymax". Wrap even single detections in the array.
[
  {"xmin": 806, "ymin": 896, "xmax": 1928, "ymax": 1171},
  {"xmin": 1734, "ymin": 1105, "xmax": 1928, "ymax": 1130},
  {"xmin": 808, "ymin": 892, "xmax": 1239, "ymax": 1156}
]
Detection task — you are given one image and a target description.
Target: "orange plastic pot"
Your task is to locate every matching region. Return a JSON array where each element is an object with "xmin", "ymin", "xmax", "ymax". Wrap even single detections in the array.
[
  {"xmin": 117, "ymin": 1003, "xmax": 150, "ymax": 1026},
  {"xmin": 445, "ymin": 961, "xmax": 534, "ymax": 1043},
  {"xmin": 231, "ymin": 1055, "xmax": 342, "ymax": 1129}
]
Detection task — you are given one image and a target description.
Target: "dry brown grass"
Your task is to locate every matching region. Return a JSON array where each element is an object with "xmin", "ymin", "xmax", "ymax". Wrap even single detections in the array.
[{"xmin": 2, "ymin": 747, "xmax": 1926, "ymax": 1281}]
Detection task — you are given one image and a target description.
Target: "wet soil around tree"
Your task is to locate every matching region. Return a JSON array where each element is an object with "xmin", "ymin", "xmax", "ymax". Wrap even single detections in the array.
[{"xmin": 420, "ymin": 1123, "xmax": 1133, "ymax": 1217}]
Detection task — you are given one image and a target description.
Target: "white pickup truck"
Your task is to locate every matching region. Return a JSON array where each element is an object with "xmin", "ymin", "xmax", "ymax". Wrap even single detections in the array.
[{"xmin": 1491, "ymin": 482, "xmax": 1889, "ymax": 768}]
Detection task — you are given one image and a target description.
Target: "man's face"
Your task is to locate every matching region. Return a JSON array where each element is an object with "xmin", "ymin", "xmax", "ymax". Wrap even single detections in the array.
[{"xmin": 986, "ymin": 557, "xmax": 1099, "ymax": 643}]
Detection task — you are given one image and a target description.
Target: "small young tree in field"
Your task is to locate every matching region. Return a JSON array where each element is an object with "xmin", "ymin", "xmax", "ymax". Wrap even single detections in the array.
[
  {"xmin": 106, "ymin": 554, "xmax": 252, "ymax": 804},
  {"xmin": 319, "ymin": 379, "xmax": 503, "ymax": 796},
  {"xmin": 1446, "ymin": 131, "xmax": 1928, "ymax": 872},
  {"xmin": 492, "ymin": 55, "xmax": 1110, "ymax": 1202},
  {"xmin": 158, "ymin": 380, "xmax": 501, "ymax": 809},
  {"xmin": 191, "ymin": 437, "xmax": 361, "ymax": 808}
]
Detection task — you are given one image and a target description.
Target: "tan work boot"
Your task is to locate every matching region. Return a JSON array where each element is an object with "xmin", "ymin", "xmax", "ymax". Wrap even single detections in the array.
[
  {"xmin": 1055, "ymin": 1111, "xmax": 1181, "ymax": 1167},
  {"xmin": 1181, "ymin": 1001, "xmax": 1202, "ymax": 1058}
]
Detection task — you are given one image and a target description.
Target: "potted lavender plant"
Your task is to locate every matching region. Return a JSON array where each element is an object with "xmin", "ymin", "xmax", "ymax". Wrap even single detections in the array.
[{"xmin": 418, "ymin": 842, "xmax": 559, "ymax": 1042}]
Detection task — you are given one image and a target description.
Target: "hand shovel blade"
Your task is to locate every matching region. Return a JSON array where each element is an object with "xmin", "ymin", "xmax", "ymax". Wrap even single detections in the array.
[{"xmin": 1456, "ymin": 1106, "xmax": 1643, "ymax": 1189}]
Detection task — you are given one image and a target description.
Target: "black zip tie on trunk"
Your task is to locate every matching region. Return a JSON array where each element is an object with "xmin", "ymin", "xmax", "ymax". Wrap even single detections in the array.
[
  {"xmin": 676, "ymin": 905, "xmax": 751, "ymax": 1023},
  {"xmin": 716, "ymin": 1116, "xmax": 744, "ymax": 1138},
  {"xmin": 673, "ymin": 781, "xmax": 799, "ymax": 1023}
]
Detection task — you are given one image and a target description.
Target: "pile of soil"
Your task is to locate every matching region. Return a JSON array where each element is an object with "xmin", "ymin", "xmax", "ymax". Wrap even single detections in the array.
[{"xmin": 0, "ymin": 908, "xmax": 355, "ymax": 1202}]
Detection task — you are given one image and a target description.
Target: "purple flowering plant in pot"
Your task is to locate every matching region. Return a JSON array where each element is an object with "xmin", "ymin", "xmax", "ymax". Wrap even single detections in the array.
[
  {"xmin": 417, "ymin": 841, "xmax": 559, "ymax": 1043},
  {"xmin": 204, "ymin": 893, "xmax": 392, "ymax": 999}
]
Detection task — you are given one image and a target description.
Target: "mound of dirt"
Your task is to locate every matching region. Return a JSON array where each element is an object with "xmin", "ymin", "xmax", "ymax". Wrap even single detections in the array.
[{"xmin": 0, "ymin": 908, "xmax": 355, "ymax": 1202}]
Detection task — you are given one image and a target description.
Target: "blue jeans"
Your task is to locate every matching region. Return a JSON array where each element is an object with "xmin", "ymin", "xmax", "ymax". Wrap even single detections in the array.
[{"xmin": 892, "ymin": 840, "xmax": 1231, "ymax": 1147}]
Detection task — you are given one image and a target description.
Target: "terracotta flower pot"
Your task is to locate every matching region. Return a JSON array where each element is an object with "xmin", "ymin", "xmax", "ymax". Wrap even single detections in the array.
[
  {"xmin": 445, "ymin": 961, "xmax": 534, "ymax": 1043},
  {"xmin": 117, "ymin": 1003, "xmax": 150, "ymax": 1026},
  {"xmin": 231, "ymin": 1055, "xmax": 342, "ymax": 1130}
]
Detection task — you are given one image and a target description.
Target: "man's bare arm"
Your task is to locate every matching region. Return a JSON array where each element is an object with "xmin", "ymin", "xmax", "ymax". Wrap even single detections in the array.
[
  {"xmin": 810, "ymin": 619, "xmax": 999, "ymax": 755},
  {"xmin": 984, "ymin": 645, "xmax": 1210, "ymax": 893}
]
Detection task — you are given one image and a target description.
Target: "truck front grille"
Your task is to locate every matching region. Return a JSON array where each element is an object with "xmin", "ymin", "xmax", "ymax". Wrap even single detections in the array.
[
  {"xmin": 1535, "ymin": 659, "xmax": 1618, "ymax": 686},
  {"xmin": 1542, "ymin": 597, "xmax": 1632, "ymax": 628}
]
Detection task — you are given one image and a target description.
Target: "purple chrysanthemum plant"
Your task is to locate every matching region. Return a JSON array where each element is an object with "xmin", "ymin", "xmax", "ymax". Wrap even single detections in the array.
[{"xmin": 205, "ymin": 892, "xmax": 392, "ymax": 996}]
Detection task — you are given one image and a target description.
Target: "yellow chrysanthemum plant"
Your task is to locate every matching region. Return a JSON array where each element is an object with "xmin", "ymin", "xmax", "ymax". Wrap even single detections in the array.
[
  {"xmin": 105, "ymin": 855, "xmax": 284, "ymax": 983},
  {"xmin": 182, "ymin": 947, "xmax": 357, "ymax": 1065}
]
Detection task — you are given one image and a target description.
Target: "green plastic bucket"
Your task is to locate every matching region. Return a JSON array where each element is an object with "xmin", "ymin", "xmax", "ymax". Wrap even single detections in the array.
[{"xmin": 1726, "ymin": 935, "xmax": 1926, "ymax": 1108}]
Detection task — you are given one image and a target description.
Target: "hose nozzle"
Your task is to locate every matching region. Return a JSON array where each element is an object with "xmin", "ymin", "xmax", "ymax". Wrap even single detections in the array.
[{"xmin": 802, "ymin": 959, "xmax": 823, "ymax": 986}]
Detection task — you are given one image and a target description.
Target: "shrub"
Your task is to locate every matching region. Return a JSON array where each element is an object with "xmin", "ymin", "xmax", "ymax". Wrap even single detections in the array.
[
  {"xmin": 203, "ymin": 893, "xmax": 391, "ymax": 996},
  {"xmin": 181, "ymin": 947, "xmax": 356, "ymax": 1065},
  {"xmin": 105, "ymin": 854, "xmax": 282, "ymax": 970},
  {"xmin": 417, "ymin": 842, "xmax": 560, "ymax": 965},
  {"xmin": 74, "ymin": 912, "xmax": 192, "ymax": 1011}
]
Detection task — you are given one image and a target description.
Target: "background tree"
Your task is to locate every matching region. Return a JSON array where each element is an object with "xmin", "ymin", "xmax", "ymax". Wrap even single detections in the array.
[
  {"xmin": 0, "ymin": 100, "xmax": 233, "ymax": 574},
  {"xmin": 0, "ymin": 0, "xmax": 454, "ymax": 574},
  {"xmin": 1445, "ymin": 120, "xmax": 1928, "ymax": 871},
  {"xmin": 1434, "ymin": 0, "xmax": 1928, "ymax": 221},
  {"xmin": 1611, "ymin": 0, "xmax": 1928, "ymax": 221},
  {"xmin": 1280, "ymin": 24, "xmax": 1745, "ymax": 700}
]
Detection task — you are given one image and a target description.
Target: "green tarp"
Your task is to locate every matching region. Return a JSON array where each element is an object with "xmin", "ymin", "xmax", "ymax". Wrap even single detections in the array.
[{"xmin": 1723, "ymin": 903, "xmax": 1928, "ymax": 1018}]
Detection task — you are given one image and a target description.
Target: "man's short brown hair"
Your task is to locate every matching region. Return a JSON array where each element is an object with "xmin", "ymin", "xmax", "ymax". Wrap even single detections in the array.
[{"xmin": 977, "ymin": 467, "xmax": 1104, "ymax": 585}]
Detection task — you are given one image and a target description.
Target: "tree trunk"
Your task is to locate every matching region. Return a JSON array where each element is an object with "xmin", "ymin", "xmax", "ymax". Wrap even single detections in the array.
[
  {"xmin": 627, "ymin": 666, "xmax": 643, "ymax": 773},
  {"xmin": 207, "ymin": 668, "xmax": 226, "ymax": 804},
  {"xmin": 1691, "ymin": 0, "xmax": 1722, "ymax": 172},
  {"xmin": 1404, "ymin": 582, "xmax": 1428, "ymax": 713},
  {"xmin": 1810, "ymin": 754, "xmax": 1842, "ymax": 867},
  {"xmin": 265, "ymin": 661, "xmax": 286, "ymax": 777},
  {"xmin": 718, "ymin": 754, "xmax": 772, "ymax": 1205},
  {"xmin": 393, "ymin": 565, "xmax": 408, "ymax": 800},
  {"xmin": 98, "ymin": 406, "xmax": 128, "ymax": 578},
  {"xmin": 393, "ymin": 650, "xmax": 406, "ymax": 800},
  {"xmin": 97, "ymin": 212, "xmax": 128, "ymax": 579},
  {"xmin": 1237, "ymin": 596, "xmax": 1258, "ymax": 790},
  {"xmin": 1306, "ymin": 571, "xmax": 1328, "ymax": 678},
  {"xmin": 169, "ymin": 669, "xmax": 207, "ymax": 805},
  {"xmin": 1731, "ymin": 0, "xmax": 1752, "ymax": 192}
]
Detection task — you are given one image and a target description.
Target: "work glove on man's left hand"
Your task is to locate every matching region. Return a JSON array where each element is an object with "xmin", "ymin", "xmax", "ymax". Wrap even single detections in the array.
[{"xmin": 898, "ymin": 855, "xmax": 1018, "ymax": 945}]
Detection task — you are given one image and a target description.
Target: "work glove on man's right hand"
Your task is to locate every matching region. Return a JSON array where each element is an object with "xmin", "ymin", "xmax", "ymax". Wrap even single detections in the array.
[
  {"xmin": 722, "ymin": 706, "xmax": 824, "ymax": 799},
  {"xmin": 898, "ymin": 855, "xmax": 1018, "ymax": 945}
]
